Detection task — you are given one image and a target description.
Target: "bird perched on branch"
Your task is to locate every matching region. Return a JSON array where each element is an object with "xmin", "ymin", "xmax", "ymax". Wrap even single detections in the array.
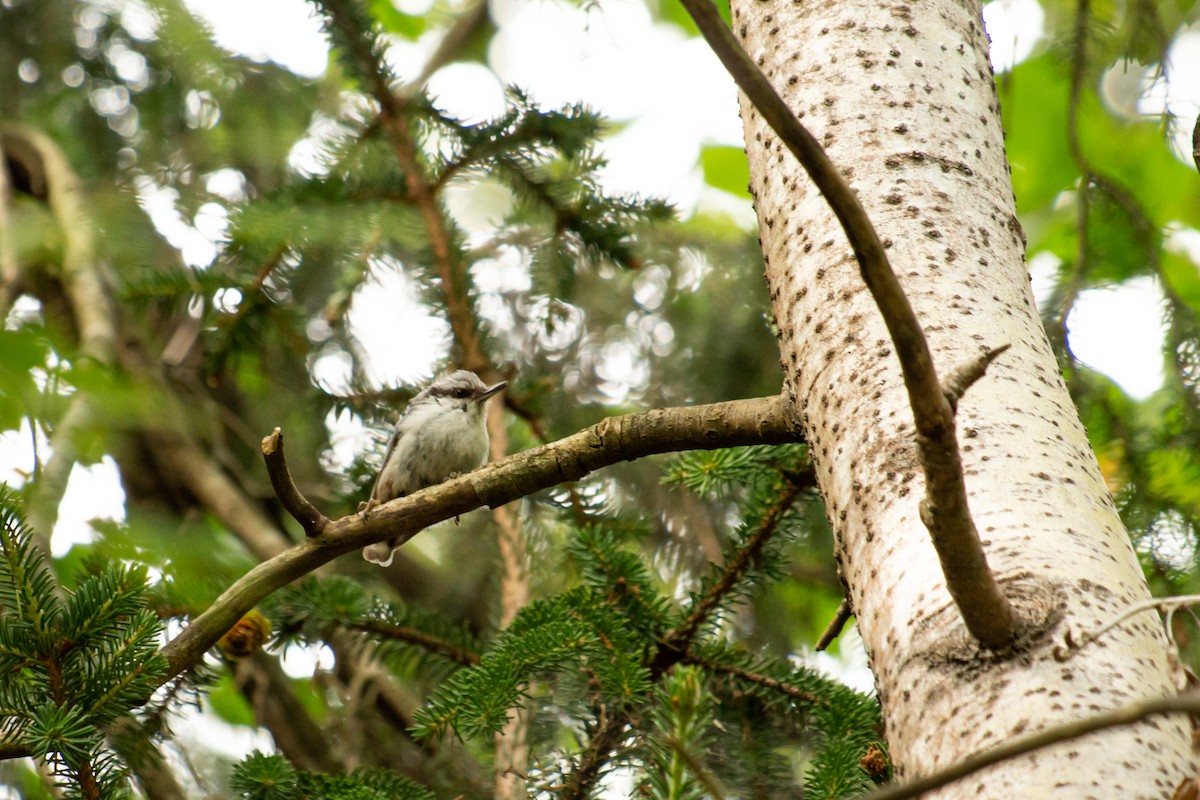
[{"xmin": 362, "ymin": 370, "xmax": 507, "ymax": 566}]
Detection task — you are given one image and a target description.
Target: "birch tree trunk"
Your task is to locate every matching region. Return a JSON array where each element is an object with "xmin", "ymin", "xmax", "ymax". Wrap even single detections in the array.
[{"xmin": 732, "ymin": 0, "xmax": 1195, "ymax": 794}]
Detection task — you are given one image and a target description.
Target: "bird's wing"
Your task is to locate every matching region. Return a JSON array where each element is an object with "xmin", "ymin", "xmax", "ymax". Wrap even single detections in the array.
[{"xmin": 368, "ymin": 418, "xmax": 405, "ymax": 502}]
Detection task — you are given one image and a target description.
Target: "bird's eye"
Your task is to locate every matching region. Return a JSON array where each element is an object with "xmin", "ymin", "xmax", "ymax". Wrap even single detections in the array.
[{"xmin": 453, "ymin": 388, "xmax": 471, "ymax": 398}]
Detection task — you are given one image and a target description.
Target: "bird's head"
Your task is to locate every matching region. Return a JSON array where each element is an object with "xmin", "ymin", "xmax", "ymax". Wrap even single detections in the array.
[{"xmin": 413, "ymin": 370, "xmax": 507, "ymax": 414}]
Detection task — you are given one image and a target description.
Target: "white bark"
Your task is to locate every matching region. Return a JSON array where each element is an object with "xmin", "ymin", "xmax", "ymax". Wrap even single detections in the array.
[{"xmin": 732, "ymin": 0, "xmax": 1194, "ymax": 795}]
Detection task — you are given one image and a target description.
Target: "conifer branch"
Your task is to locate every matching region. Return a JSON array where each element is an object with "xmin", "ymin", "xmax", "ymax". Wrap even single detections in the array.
[
  {"xmin": 561, "ymin": 461, "xmax": 814, "ymax": 797},
  {"xmin": 346, "ymin": 620, "xmax": 480, "ymax": 666},
  {"xmin": 677, "ymin": 0, "xmax": 1019, "ymax": 649},
  {"xmin": 681, "ymin": 655, "xmax": 820, "ymax": 704},
  {"xmin": 660, "ymin": 470, "xmax": 812, "ymax": 655},
  {"xmin": 160, "ymin": 394, "xmax": 800, "ymax": 681},
  {"xmin": 561, "ymin": 712, "xmax": 630, "ymax": 800}
]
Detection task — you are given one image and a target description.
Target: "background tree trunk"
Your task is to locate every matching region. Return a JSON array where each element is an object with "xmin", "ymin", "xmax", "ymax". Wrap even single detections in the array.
[{"xmin": 734, "ymin": 0, "xmax": 1195, "ymax": 793}]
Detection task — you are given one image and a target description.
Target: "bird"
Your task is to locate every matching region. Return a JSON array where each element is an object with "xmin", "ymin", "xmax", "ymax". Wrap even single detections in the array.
[{"xmin": 361, "ymin": 370, "xmax": 507, "ymax": 567}]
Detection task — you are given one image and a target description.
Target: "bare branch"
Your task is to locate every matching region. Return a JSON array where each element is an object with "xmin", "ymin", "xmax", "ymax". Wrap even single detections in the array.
[
  {"xmin": 941, "ymin": 345, "xmax": 1011, "ymax": 410},
  {"xmin": 864, "ymin": 689, "xmax": 1200, "ymax": 800},
  {"xmin": 677, "ymin": 0, "xmax": 1019, "ymax": 648},
  {"xmin": 815, "ymin": 599, "xmax": 853, "ymax": 652},
  {"xmin": 160, "ymin": 394, "xmax": 800, "ymax": 680},
  {"xmin": 1055, "ymin": 594, "xmax": 1200, "ymax": 660},
  {"xmin": 261, "ymin": 428, "xmax": 329, "ymax": 537}
]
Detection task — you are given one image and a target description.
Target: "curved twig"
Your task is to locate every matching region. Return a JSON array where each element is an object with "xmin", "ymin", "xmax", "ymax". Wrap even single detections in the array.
[
  {"xmin": 1055, "ymin": 593, "xmax": 1200, "ymax": 660},
  {"xmin": 261, "ymin": 428, "xmax": 330, "ymax": 537}
]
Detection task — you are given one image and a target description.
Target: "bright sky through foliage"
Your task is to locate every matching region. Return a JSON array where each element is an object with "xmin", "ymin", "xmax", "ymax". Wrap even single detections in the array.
[{"xmin": 177, "ymin": 0, "xmax": 1192, "ymax": 402}]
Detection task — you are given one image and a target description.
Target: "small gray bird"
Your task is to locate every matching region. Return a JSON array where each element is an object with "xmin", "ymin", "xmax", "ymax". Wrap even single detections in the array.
[{"xmin": 362, "ymin": 370, "xmax": 507, "ymax": 566}]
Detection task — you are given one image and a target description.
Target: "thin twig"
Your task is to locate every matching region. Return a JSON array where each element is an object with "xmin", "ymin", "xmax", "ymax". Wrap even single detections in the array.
[
  {"xmin": 345, "ymin": 619, "xmax": 480, "ymax": 666},
  {"xmin": 1054, "ymin": 593, "xmax": 1200, "ymax": 660},
  {"xmin": 682, "ymin": 655, "xmax": 820, "ymax": 704},
  {"xmin": 261, "ymin": 428, "xmax": 329, "ymax": 537},
  {"xmin": 815, "ymin": 599, "xmax": 854, "ymax": 652},
  {"xmin": 863, "ymin": 688, "xmax": 1200, "ymax": 800}
]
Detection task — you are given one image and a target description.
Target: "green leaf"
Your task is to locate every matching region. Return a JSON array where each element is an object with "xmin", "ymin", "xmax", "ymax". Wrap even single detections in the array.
[
  {"xmin": 700, "ymin": 144, "xmax": 751, "ymax": 199},
  {"xmin": 1162, "ymin": 250, "xmax": 1200, "ymax": 312},
  {"xmin": 658, "ymin": 0, "xmax": 732, "ymax": 34},
  {"xmin": 206, "ymin": 674, "xmax": 257, "ymax": 727},
  {"xmin": 998, "ymin": 54, "xmax": 1080, "ymax": 213},
  {"xmin": 368, "ymin": 0, "xmax": 427, "ymax": 40}
]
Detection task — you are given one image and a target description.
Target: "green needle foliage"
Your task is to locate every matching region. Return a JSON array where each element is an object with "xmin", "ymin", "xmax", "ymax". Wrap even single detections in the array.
[
  {"xmin": 0, "ymin": 487, "xmax": 166, "ymax": 800},
  {"xmin": 230, "ymin": 752, "xmax": 435, "ymax": 800},
  {"xmin": 395, "ymin": 448, "xmax": 883, "ymax": 796}
]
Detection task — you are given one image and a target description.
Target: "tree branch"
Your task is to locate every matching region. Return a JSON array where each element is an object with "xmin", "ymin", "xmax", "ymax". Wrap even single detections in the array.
[
  {"xmin": 346, "ymin": 619, "xmax": 480, "ymax": 667},
  {"xmin": 677, "ymin": 0, "xmax": 1019, "ymax": 648},
  {"xmin": 318, "ymin": 0, "xmax": 487, "ymax": 373},
  {"xmin": 559, "ymin": 461, "xmax": 813, "ymax": 797},
  {"xmin": 158, "ymin": 394, "xmax": 800, "ymax": 680},
  {"xmin": 682, "ymin": 655, "xmax": 820, "ymax": 704},
  {"xmin": 660, "ymin": 470, "xmax": 811, "ymax": 653},
  {"xmin": 561, "ymin": 712, "xmax": 630, "ymax": 800},
  {"xmin": 1, "ymin": 127, "xmax": 116, "ymax": 546},
  {"xmin": 1055, "ymin": 593, "xmax": 1200, "ymax": 660},
  {"xmin": 863, "ymin": 688, "xmax": 1200, "ymax": 800},
  {"xmin": 815, "ymin": 599, "xmax": 853, "ymax": 652},
  {"xmin": 261, "ymin": 428, "xmax": 329, "ymax": 537}
]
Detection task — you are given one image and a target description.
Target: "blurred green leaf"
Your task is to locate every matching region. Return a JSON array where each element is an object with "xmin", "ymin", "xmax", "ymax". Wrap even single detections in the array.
[
  {"xmin": 369, "ymin": 0, "xmax": 427, "ymax": 39},
  {"xmin": 998, "ymin": 54, "xmax": 1079, "ymax": 212},
  {"xmin": 207, "ymin": 673, "xmax": 257, "ymax": 727},
  {"xmin": 700, "ymin": 144, "xmax": 751, "ymax": 199},
  {"xmin": 657, "ymin": 0, "xmax": 732, "ymax": 33}
]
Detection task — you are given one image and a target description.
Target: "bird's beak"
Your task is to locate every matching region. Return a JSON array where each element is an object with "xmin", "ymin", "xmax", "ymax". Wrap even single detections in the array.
[{"xmin": 476, "ymin": 381, "xmax": 508, "ymax": 403}]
